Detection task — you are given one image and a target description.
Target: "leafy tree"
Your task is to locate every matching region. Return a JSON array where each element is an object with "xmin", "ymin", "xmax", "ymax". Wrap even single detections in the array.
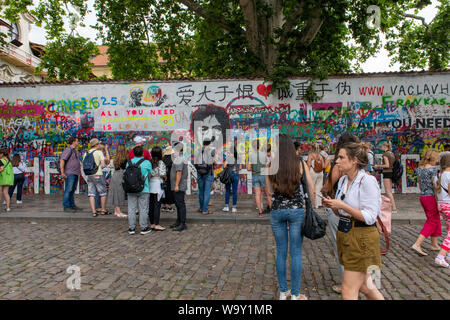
[
  {"xmin": 1, "ymin": 0, "xmax": 448, "ymax": 83},
  {"xmin": 35, "ymin": 34, "xmax": 99, "ymax": 80}
]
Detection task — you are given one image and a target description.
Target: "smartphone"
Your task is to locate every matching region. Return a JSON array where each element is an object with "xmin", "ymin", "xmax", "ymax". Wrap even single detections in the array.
[{"xmin": 317, "ymin": 194, "xmax": 326, "ymax": 199}]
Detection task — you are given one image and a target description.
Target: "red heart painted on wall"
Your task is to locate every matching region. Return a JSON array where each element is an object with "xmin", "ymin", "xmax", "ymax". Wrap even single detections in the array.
[{"xmin": 257, "ymin": 84, "xmax": 272, "ymax": 99}]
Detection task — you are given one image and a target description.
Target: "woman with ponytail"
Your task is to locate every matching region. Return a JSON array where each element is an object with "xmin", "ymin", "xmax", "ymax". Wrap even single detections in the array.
[
  {"xmin": 411, "ymin": 148, "xmax": 441, "ymax": 256},
  {"xmin": 323, "ymin": 142, "xmax": 384, "ymax": 300},
  {"xmin": 432, "ymin": 154, "xmax": 450, "ymax": 268},
  {"xmin": 374, "ymin": 141, "xmax": 398, "ymax": 213}
]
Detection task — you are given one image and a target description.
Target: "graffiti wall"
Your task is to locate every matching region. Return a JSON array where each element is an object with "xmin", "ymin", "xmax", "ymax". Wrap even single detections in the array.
[{"xmin": 0, "ymin": 71, "xmax": 448, "ymax": 194}]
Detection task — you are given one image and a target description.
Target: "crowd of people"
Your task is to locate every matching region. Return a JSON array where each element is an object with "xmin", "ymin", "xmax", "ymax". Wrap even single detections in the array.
[{"xmin": 0, "ymin": 131, "xmax": 448, "ymax": 300}]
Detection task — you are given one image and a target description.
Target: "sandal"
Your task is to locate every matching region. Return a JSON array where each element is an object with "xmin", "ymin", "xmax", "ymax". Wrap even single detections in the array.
[
  {"xmin": 332, "ymin": 285, "xmax": 342, "ymax": 294},
  {"xmin": 153, "ymin": 226, "xmax": 166, "ymax": 231},
  {"xmin": 92, "ymin": 212, "xmax": 98, "ymax": 217},
  {"xmin": 202, "ymin": 211, "xmax": 212, "ymax": 215}
]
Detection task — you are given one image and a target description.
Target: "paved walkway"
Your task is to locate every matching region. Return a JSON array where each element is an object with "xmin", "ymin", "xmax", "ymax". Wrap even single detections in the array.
[
  {"xmin": 0, "ymin": 221, "xmax": 448, "ymax": 300},
  {"xmin": 0, "ymin": 193, "xmax": 429, "ymax": 225}
]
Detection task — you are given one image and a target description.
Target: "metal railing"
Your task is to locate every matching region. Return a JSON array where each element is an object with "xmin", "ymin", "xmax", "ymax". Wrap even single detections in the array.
[{"xmin": 0, "ymin": 43, "xmax": 41, "ymax": 67}]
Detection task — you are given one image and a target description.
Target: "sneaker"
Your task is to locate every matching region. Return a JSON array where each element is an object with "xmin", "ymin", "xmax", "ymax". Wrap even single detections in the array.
[
  {"xmin": 6, "ymin": 208, "xmax": 10, "ymax": 212},
  {"xmin": 173, "ymin": 224, "xmax": 187, "ymax": 232},
  {"xmin": 128, "ymin": 229, "xmax": 135, "ymax": 235},
  {"xmin": 232, "ymin": 207, "xmax": 237, "ymax": 213},
  {"xmin": 63, "ymin": 207, "xmax": 76, "ymax": 212},
  {"xmin": 291, "ymin": 294, "xmax": 308, "ymax": 300},
  {"xmin": 72, "ymin": 206, "xmax": 83, "ymax": 211},
  {"xmin": 259, "ymin": 213, "xmax": 263, "ymax": 217},
  {"xmin": 435, "ymin": 257, "xmax": 449, "ymax": 268},
  {"xmin": 222, "ymin": 206, "xmax": 229, "ymax": 212},
  {"xmin": 170, "ymin": 222, "xmax": 180, "ymax": 229},
  {"xmin": 16, "ymin": 200, "xmax": 22, "ymax": 204},
  {"xmin": 279, "ymin": 290, "xmax": 290, "ymax": 300},
  {"xmin": 140, "ymin": 227, "xmax": 152, "ymax": 235}
]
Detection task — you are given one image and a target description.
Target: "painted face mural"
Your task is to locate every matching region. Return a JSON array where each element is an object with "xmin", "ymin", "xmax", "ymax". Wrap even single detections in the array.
[{"xmin": 0, "ymin": 73, "xmax": 448, "ymax": 194}]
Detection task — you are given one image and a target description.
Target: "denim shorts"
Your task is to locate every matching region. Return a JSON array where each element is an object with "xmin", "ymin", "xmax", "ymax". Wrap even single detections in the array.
[
  {"xmin": 87, "ymin": 175, "xmax": 107, "ymax": 197},
  {"xmin": 252, "ymin": 175, "xmax": 266, "ymax": 187}
]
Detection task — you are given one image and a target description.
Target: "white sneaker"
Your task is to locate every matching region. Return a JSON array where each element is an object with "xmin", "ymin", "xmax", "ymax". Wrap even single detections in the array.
[
  {"xmin": 232, "ymin": 207, "xmax": 237, "ymax": 213},
  {"xmin": 291, "ymin": 294, "xmax": 308, "ymax": 300},
  {"xmin": 279, "ymin": 290, "xmax": 291, "ymax": 300},
  {"xmin": 222, "ymin": 206, "xmax": 229, "ymax": 212},
  {"xmin": 16, "ymin": 200, "xmax": 22, "ymax": 204},
  {"xmin": 435, "ymin": 257, "xmax": 449, "ymax": 268},
  {"xmin": 6, "ymin": 208, "xmax": 10, "ymax": 212}
]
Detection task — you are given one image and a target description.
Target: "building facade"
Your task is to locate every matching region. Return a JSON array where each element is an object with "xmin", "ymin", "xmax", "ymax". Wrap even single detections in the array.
[{"xmin": 0, "ymin": 12, "xmax": 46, "ymax": 83}]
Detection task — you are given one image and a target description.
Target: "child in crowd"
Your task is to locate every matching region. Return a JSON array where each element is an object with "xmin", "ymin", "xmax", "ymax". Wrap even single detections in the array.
[{"xmin": 433, "ymin": 153, "xmax": 450, "ymax": 268}]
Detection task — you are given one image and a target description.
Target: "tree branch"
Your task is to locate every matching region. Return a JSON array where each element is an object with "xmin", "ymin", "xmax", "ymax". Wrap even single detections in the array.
[
  {"xmin": 279, "ymin": 1, "xmax": 305, "ymax": 46},
  {"xmin": 239, "ymin": 0, "xmax": 259, "ymax": 55},
  {"xmin": 401, "ymin": 13, "xmax": 429, "ymax": 27},
  {"xmin": 177, "ymin": 0, "xmax": 236, "ymax": 32},
  {"xmin": 290, "ymin": 7, "xmax": 323, "ymax": 61}
]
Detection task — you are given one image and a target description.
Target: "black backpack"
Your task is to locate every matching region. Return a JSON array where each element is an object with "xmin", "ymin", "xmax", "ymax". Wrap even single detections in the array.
[
  {"xmin": 82, "ymin": 150, "xmax": 99, "ymax": 175},
  {"xmin": 392, "ymin": 158, "xmax": 403, "ymax": 183},
  {"xmin": 195, "ymin": 148, "xmax": 213, "ymax": 176},
  {"xmin": 122, "ymin": 159, "xmax": 146, "ymax": 193}
]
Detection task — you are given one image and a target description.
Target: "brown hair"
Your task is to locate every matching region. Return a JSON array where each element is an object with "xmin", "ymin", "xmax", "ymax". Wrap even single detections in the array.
[
  {"xmin": 311, "ymin": 142, "xmax": 320, "ymax": 153},
  {"xmin": 340, "ymin": 142, "xmax": 369, "ymax": 170},
  {"xmin": 382, "ymin": 141, "xmax": 392, "ymax": 152},
  {"xmin": 114, "ymin": 144, "xmax": 129, "ymax": 170},
  {"xmin": 268, "ymin": 134, "xmax": 301, "ymax": 197},
  {"xmin": 434, "ymin": 154, "xmax": 450, "ymax": 194},
  {"xmin": 0, "ymin": 148, "xmax": 10, "ymax": 161},
  {"xmin": 11, "ymin": 154, "xmax": 21, "ymax": 167},
  {"xmin": 419, "ymin": 148, "xmax": 439, "ymax": 167}
]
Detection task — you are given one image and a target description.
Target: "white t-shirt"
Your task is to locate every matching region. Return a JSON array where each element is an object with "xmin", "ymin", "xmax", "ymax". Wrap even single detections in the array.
[
  {"xmin": 434, "ymin": 171, "xmax": 450, "ymax": 204},
  {"xmin": 335, "ymin": 169, "xmax": 381, "ymax": 225}
]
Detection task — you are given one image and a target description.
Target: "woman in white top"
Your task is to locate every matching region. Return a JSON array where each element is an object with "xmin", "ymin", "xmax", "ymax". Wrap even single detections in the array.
[
  {"xmin": 8, "ymin": 154, "xmax": 26, "ymax": 204},
  {"xmin": 149, "ymin": 146, "xmax": 167, "ymax": 231},
  {"xmin": 323, "ymin": 142, "xmax": 384, "ymax": 300}
]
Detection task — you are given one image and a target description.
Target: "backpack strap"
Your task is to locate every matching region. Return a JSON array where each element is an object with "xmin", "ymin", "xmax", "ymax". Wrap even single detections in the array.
[{"xmin": 136, "ymin": 158, "xmax": 146, "ymax": 166}]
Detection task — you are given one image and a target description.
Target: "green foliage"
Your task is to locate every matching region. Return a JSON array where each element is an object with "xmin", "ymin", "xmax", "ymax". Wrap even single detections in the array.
[
  {"xmin": 35, "ymin": 35, "xmax": 99, "ymax": 80},
  {"xmin": 1, "ymin": 0, "xmax": 448, "ymax": 83}
]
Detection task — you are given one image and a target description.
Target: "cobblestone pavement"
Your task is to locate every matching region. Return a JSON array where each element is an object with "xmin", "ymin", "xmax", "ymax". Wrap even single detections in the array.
[{"xmin": 0, "ymin": 221, "xmax": 448, "ymax": 300}]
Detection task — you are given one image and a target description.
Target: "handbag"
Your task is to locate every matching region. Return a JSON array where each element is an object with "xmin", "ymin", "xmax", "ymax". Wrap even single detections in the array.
[
  {"xmin": 218, "ymin": 166, "xmax": 232, "ymax": 185},
  {"xmin": 300, "ymin": 160, "xmax": 327, "ymax": 240}
]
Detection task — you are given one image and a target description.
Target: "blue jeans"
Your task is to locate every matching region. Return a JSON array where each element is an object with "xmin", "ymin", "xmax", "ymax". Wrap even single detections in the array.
[
  {"xmin": 198, "ymin": 174, "xmax": 214, "ymax": 212},
  {"xmin": 225, "ymin": 172, "xmax": 239, "ymax": 206},
  {"xmin": 63, "ymin": 174, "xmax": 79, "ymax": 209},
  {"xmin": 270, "ymin": 208, "xmax": 305, "ymax": 296}
]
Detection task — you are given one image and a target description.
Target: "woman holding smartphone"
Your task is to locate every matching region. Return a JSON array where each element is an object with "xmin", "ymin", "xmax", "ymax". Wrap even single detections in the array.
[{"xmin": 323, "ymin": 142, "xmax": 384, "ymax": 300}]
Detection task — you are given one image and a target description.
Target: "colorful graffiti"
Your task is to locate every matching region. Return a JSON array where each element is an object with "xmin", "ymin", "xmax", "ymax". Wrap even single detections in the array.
[{"xmin": 0, "ymin": 72, "xmax": 448, "ymax": 194}]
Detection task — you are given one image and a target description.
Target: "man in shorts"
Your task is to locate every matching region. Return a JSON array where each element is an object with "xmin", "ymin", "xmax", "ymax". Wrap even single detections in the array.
[{"xmin": 84, "ymin": 138, "xmax": 110, "ymax": 216}]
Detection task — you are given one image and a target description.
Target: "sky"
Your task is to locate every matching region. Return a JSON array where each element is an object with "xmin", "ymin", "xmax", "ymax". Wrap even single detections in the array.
[{"xmin": 28, "ymin": 0, "xmax": 439, "ymax": 73}]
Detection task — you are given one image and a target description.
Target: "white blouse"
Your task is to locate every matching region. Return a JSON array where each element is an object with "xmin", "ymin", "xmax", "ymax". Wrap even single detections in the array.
[{"xmin": 335, "ymin": 169, "xmax": 381, "ymax": 225}]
